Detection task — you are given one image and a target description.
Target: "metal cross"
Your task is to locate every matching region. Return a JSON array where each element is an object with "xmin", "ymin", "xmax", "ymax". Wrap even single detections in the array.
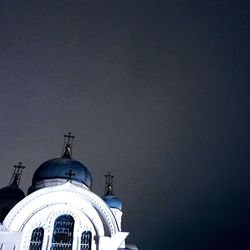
[
  {"xmin": 64, "ymin": 132, "xmax": 75, "ymax": 145},
  {"xmin": 14, "ymin": 162, "xmax": 25, "ymax": 172},
  {"xmin": 9, "ymin": 162, "xmax": 25, "ymax": 187},
  {"xmin": 105, "ymin": 172, "xmax": 114, "ymax": 195},
  {"xmin": 65, "ymin": 169, "xmax": 75, "ymax": 182},
  {"xmin": 62, "ymin": 132, "xmax": 75, "ymax": 158}
]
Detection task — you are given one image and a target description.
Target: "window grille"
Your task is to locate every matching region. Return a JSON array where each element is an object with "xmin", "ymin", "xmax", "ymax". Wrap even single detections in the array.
[
  {"xmin": 29, "ymin": 227, "xmax": 44, "ymax": 250},
  {"xmin": 50, "ymin": 215, "xmax": 74, "ymax": 250},
  {"xmin": 80, "ymin": 231, "xmax": 92, "ymax": 250}
]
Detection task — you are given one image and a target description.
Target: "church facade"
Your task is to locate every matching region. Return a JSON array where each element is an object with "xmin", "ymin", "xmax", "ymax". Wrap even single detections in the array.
[{"xmin": 0, "ymin": 133, "xmax": 138, "ymax": 250}]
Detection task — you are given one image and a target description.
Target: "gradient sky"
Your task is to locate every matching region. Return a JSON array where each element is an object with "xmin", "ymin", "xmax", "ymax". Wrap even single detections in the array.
[{"xmin": 0, "ymin": 1, "xmax": 250, "ymax": 249}]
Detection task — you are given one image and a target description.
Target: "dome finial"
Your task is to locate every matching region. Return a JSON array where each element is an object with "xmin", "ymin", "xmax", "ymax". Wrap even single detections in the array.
[
  {"xmin": 62, "ymin": 132, "xmax": 75, "ymax": 158},
  {"xmin": 105, "ymin": 171, "xmax": 114, "ymax": 195},
  {"xmin": 8, "ymin": 162, "xmax": 25, "ymax": 187}
]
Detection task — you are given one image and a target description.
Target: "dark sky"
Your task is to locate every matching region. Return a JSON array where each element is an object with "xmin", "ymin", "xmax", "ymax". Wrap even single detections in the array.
[{"xmin": 0, "ymin": 1, "xmax": 250, "ymax": 249}]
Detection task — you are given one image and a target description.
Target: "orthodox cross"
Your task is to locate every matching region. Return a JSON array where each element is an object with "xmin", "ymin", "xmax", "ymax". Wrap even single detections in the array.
[
  {"xmin": 62, "ymin": 132, "xmax": 75, "ymax": 158},
  {"xmin": 65, "ymin": 169, "xmax": 75, "ymax": 182},
  {"xmin": 64, "ymin": 132, "xmax": 75, "ymax": 144},
  {"xmin": 105, "ymin": 172, "xmax": 114, "ymax": 195},
  {"xmin": 9, "ymin": 162, "xmax": 25, "ymax": 187}
]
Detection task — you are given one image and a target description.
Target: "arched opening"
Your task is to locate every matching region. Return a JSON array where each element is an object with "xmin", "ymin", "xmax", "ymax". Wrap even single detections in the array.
[
  {"xmin": 80, "ymin": 231, "xmax": 92, "ymax": 250},
  {"xmin": 51, "ymin": 214, "xmax": 74, "ymax": 250},
  {"xmin": 29, "ymin": 227, "xmax": 44, "ymax": 250}
]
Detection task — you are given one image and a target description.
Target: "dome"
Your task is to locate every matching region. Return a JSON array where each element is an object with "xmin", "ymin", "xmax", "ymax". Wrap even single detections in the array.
[
  {"xmin": 0, "ymin": 185, "xmax": 25, "ymax": 202},
  {"xmin": 28, "ymin": 133, "xmax": 93, "ymax": 194},
  {"xmin": 0, "ymin": 185, "xmax": 25, "ymax": 222},
  {"xmin": 31, "ymin": 157, "xmax": 92, "ymax": 188},
  {"xmin": 102, "ymin": 195, "xmax": 122, "ymax": 210}
]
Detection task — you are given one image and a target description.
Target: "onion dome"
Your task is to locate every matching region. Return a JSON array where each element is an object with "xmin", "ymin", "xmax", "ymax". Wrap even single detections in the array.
[
  {"xmin": 102, "ymin": 172, "xmax": 122, "ymax": 210},
  {"xmin": 28, "ymin": 133, "xmax": 92, "ymax": 194},
  {"xmin": 0, "ymin": 183, "xmax": 25, "ymax": 201},
  {"xmin": 0, "ymin": 162, "xmax": 25, "ymax": 222},
  {"xmin": 31, "ymin": 157, "xmax": 92, "ymax": 187},
  {"xmin": 102, "ymin": 195, "xmax": 122, "ymax": 210}
]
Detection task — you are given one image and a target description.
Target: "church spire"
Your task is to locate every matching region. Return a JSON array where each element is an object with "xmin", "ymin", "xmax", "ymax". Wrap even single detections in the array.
[
  {"xmin": 8, "ymin": 162, "xmax": 25, "ymax": 187},
  {"xmin": 62, "ymin": 132, "xmax": 75, "ymax": 158},
  {"xmin": 104, "ymin": 172, "xmax": 114, "ymax": 196}
]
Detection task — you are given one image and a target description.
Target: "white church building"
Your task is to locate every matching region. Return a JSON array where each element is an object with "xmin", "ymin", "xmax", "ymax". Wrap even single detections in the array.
[{"xmin": 0, "ymin": 133, "xmax": 138, "ymax": 250}]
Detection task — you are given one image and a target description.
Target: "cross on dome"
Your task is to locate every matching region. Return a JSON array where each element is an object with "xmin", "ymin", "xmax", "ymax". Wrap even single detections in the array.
[
  {"xmin": 9, "ymin": 162, "xmax": 25, "ymax": 187},
  {"xmin": 65, "ymin": 169, "xmax": 75, "ymax": 182},
  {"xmin": 62, "ymin": 132, "xmax": 75, "ymax": 158},
  {"xmin": 105, "ymin": 172, "xmax": 114, "ymax": 195}
]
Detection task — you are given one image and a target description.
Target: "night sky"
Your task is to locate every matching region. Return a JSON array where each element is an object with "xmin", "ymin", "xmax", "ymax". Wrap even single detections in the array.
[{"xmin": 0, "ymin": 1, "xmax": 250, "ymax": 249}]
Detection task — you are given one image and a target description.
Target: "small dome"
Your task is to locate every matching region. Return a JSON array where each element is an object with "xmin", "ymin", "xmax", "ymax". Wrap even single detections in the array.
[
  {"xmin": 31, "ymin": 157, "xmax": 92, "ymax": 187},
  {"xmin": 102, "ymin": 195, "xmax": 122, "ymax": 210},
  {"xmin": 0, "ymin": 186, "xmax": 25, "ymax": 202},
  {"xmin": 0, "ymin": 185, "xmax": 25, "ymax": 222}
]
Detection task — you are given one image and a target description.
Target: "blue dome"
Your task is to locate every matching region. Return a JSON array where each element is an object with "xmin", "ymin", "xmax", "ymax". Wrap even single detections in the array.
[
  {"xmin": 0, "ymin": 186, "xmax": 25, "ymax": 202},
  {"xmin": 32, "ymin": 157, "xmax": 92, "ymax": 187},
  {"xmin": 102, "ymin": 195, "xmax": 122, "ymax": 210},
  {"xmin": 0, "ymin": 185, "xmax": 25, "ymax": 222}
]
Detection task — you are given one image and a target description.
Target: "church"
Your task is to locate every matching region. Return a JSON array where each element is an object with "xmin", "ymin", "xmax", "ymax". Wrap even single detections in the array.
[{"xmin": 0, "ymin": 133, "xmax": 138, "ymax": 250}]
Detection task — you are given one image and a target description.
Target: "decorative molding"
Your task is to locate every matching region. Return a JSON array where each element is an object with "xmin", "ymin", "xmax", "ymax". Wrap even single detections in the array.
[{"xmin": 4, "ymin": 183, "xmax": 118, "ymax": 236}]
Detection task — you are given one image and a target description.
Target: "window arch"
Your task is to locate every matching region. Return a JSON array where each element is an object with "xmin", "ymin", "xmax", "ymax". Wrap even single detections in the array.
[
  {"xmin": 29, "ymin": 227, "xmax": 44, "ymax": 250},
  {"xmin": 50, "ymin": 214, "xmax": 74, "ymax": 250},
  {"xmin": 80, "ymin": 231, "xmax": 92, "ymax": 250}
]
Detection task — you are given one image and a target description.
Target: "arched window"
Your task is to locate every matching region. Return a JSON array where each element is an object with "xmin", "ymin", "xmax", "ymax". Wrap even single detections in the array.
[
  {"xmin": 29, "ymin": 227, "xmax": 44, "ymax": 250},
  {"xmin": 50, "ymin": 214, "xmax": 74, "ymax": 250},
  {"xmin": 80, "ymin": 231, "xmax": 92, "ymax": 250}
]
